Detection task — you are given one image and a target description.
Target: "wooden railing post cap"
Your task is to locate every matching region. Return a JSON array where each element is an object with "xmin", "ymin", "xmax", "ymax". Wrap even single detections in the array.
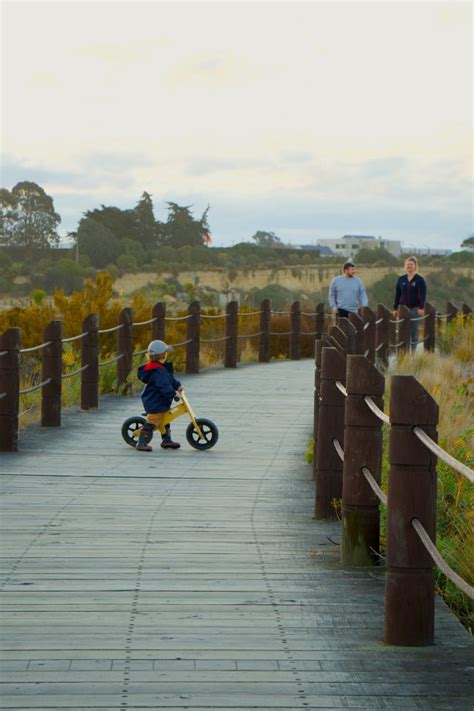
[
  {"xmin": 0, "ymin": 328, "xmax": 21, "ymax": 348},
  {"xmin": 119, "ymin": 307, "xmax": 133, "ymax": 322},
  {"xmin": 390, "ymin": 375, "xmax": 439, "ymax": 426},
  {"xmin": 44, "ymin": 320, "xmax": 63, "ymax": 337},
  {"xmin": 329, "ymin": 325, "xmax": 348, "ymax": 351},
  {"xmin": 83, "ymin": 313, "xmax": 98, "ymax": 328},
  {"xmin": 321, "ymin": 345, "xmax": 346, "ymax": 377},
  {"xmin": 349, "ymin": 312, "xmax": 364, "ymax": 328},
  {"xmin": 337, "ymin": 318, "xmax": 357, "ymax": 343},
  {"xmin": 346, "ymin": 355, "xmax": 385, "ymax": 395}
]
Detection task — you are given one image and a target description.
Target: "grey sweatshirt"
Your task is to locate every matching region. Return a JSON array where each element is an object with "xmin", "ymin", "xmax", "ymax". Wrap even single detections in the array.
[{"xmin": 328, "ymin": 275, "xmax": 368, "ymax": 313}]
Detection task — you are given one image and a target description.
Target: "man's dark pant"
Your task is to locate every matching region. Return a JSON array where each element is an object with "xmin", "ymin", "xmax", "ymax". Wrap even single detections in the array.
[{"xmin": 337, "ymin": 308, "xmax": 351, "ymax": 318}]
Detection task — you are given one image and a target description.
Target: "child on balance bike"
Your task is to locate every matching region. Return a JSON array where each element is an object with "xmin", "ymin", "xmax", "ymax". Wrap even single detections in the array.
[{"xmin": 136, "ymin": 339, "xmax": 183, "ymax": 452}]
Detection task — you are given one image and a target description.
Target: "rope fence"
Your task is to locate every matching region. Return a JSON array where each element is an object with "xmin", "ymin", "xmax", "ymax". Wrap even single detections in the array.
[
  {"xmin": 313, "ymin": 306, "xmax": 474, "ymax": 646},
  {"xmin": 98, "ymin": 353, "xmax": 124, "ymax": 367},
  {"xmin": 61, "ymin": 364, "xmax": 89, "ymax": 380},
  {"xmin": 98, "ymin": 324, "xmax": 124, "ymax": 334},
  {"xmin": 20, "ymin": 342, "xmax": 51, "ymax": 353},
  {"xmin": 19, "ymin": 377, "xmax": 52, "ymax": 395},
  {"xmin": 61, "ymin": 332, "xmax": 89, "ymax": 344}
]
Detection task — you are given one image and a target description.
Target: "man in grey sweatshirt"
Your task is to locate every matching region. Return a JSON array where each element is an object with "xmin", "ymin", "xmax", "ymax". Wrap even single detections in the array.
[{"xmin": 328, "ymin": 261, "xmax": 369, "ymax": 317}]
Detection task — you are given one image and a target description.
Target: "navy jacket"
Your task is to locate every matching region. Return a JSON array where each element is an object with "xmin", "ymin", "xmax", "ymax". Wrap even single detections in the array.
[
  {"xmin": 393, "ymin": 273, "xmax": 426, "ymax": 310},
  {"xmin": 137, "ymin": 361, "xmax": 181, "ymax": 413}
]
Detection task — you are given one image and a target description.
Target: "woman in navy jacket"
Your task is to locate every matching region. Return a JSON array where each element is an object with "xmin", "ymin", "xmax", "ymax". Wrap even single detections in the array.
[{"xmin": 393, "ymin": 256, "xmax": 427, "ymax": 349}]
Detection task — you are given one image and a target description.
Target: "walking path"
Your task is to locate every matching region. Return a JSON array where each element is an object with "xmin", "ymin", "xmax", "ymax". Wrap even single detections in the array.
[{"xmin": 0, "ymin": 360, "xmax": 472, "ymax": 709}]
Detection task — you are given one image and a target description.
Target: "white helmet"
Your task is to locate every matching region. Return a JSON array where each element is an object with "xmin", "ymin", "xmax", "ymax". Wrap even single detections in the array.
[{"xmin": 147, "ymin": 339, "xmax": 173, "ymax": 355}]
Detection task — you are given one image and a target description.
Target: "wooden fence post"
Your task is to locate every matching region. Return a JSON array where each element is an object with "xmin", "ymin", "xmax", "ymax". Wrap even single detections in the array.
[
  {"xmin": 290, "ymin": 301, "xmax": 301, "ymax": 360},
  {"xmin": 424, "ymin": 302, "xmax": 436, "ymax": 352},
  {"xmin": 341, "ymin": 355, "xmax": 385, "ymax": 566},
  {"xmin": 0, "ymin": 328, "xmax": 20, "ymax": 451},
  {"xmin": 225, "ymin": 300, "xmax": 238, "ymax": 368},
  {"xmin": 384, "ymin": 375, "xmax": 438, "ymax": 646},
  {"xmin": 337, "ymin": 317, "xmax": 357, "ymax": 355},
  {"xmin": 259, "ymin": 299, "xmax": 271, "ymax": 363},
  {"xmin": 348, "ymin": 312, "xmax": 364, "ymax": 354},
  {"xmin": 186, "ymin": 300, "xmax": 200, "ymax": 374},
  {"xmin": 446, "ymin": 301, "xmax": 458, "ymax": 324},
  {"xmin": 375, "ymin": 304, "xmax": 390, "ymax": 367},
  {"xmin": 81, "ymin": 314, "xmax": 99, "ymax": 410},
  {"xmin": 152, "ymin": 302, "xmax": 166, "ymax": 341},
  {"xmin": 360, "ymin": 306, "xmax": 376, "ymax": 363},
  {"xmin": 461, "ymin": 303, "xmax": 472, "ymax": 323},
  {"xmin": 313, "ymin": 336, "xmax": 331, "ymax": 455},
  {"xmin": 315, "ymin": 346, "xmax": 346, "ymax": 519},
  {"xmin": 398, "ymin": 305, "xmax": 411, "ymax": 353},
  {"xmin": 315, "ymin": 303, "xmax": 325, "ymax": 339},
  {"xmin": 41, "ymin": 320, "xmax": 63, "ymax": 427},
  {"xmin": 117, "ymin": 308, "xmax": 133, "ymax": 388},
  {"xmin": 328, "ymin": 325, "xmax": 348, "ymax": 355}
]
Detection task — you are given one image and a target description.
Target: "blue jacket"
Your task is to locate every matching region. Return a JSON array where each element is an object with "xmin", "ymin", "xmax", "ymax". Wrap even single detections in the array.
[
  {"xmin": 137, "ymin": 361, "xmax": 181, "ymax": 413},
  {"xmin": 393, "ymin": 273, "xmax": 426, "ymax": 309}
]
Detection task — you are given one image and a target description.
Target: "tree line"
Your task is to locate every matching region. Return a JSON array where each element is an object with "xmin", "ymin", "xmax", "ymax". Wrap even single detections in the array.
[{"xmin": 0, "ymin": 182, "xmax": 212, "ymax": 267}]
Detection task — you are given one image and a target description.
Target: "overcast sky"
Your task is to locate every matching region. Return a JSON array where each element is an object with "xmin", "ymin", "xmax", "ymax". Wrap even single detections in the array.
[{"xmin": 2, "ymin": 1, "xmax": 472, "ymax": 249}]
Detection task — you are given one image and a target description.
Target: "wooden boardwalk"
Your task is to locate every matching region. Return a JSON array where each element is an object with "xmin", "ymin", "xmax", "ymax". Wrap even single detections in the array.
[{"xmin": 0, "ymin": 360, "xmax": 472, "ymax": 710}]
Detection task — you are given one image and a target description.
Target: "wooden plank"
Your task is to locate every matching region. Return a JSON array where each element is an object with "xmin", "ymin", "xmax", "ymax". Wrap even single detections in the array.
[{"xmin": 0, "ymin": 360, "xmax": 472, "ymax": 709}]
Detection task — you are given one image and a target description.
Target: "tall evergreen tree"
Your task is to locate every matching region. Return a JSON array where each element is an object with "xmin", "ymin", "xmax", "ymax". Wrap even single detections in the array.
[
  {"xmin": 133, "ymin": 192, "xmax": 156, "ymax": 249},
  {"xmin": 158, "ymin": 202, "xmax": 210, "ymax": 248},
  {"xmin": 1, "ymin": 182, "xmax": 61, "ymax": 248}
]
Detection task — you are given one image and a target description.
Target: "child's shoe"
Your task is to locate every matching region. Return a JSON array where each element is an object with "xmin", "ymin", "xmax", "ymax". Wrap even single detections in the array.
[
  {"xmin": 161, "ymin": 427, "xmax": 180, "ymax": 449},
  {"xmin": 137, "ymin": 425, "xmax": 153, "ymax": 452}
]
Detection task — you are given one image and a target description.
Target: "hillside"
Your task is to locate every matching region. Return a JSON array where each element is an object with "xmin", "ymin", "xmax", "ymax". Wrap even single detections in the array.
[{"xmin": 114, "ymin": 264, "xmax": 474, "ymax": 311}]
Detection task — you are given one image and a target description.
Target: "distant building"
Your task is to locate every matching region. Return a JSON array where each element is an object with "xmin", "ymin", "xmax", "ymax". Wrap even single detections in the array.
[
  {"xmin": 401, "ymin": 247, "xmax": 453, "ymax": 257},
  {"xmin": 314, "ymin": 235, "xmax": 402, "ymax": 259}
]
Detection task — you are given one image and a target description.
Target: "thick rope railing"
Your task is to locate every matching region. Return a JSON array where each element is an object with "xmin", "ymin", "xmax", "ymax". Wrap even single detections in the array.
[
  {"xmin": 389, "ymin": 317, "xmax": 405, "ymax": 324},
  {"xmin": 0, "ymin": 351, "xmax": 8, "ymax": 358},
  {"xmin": 61, "ymin": 332, "xmax": 89, "ymax": 344},
  {"xmin": 390, "ymin": 340, "xmax": 405, "ymax": 349},
  {"xmin": 201, "ymin": 335, "xmax": 230, "ymax": 343},
  {"xmin": 132, "ymin": 348, "xmax": 148, "ymax": 358},
  {"xmin": 19, "ymin": 342, "xmax": 51, "ymax": 353},
  {"xmin": 335, "ymin": 380, "xmax": 348, "ymax": 397},
  {"xmin": 169, "ymin": 338, "xmax": 193, "ymax": 347},
  {"xmin": 410, "ymin": 314, "xmax": 429, "ymax": 322},
  {"xmin": 413, "ymin": 426, "xmax": 474, "ymax": 483},
  {"xmin": 97, "ymin": 324, "xmax": 124, "ymax": 334},
  {"xmin": 238, "ymin": 311, "xmax": 262, "ymax": 317},
  {"xmin": 270, "ymin": 330, "xmax": 293, "ymax": 336},
  {"xmin": 375, "ymin": 317, "xmax": 384, "ymax": 325},
  {"xmin": 271, "ymin": 310, "xmax": 292, "ymax": 315},
  {"xmin": 132, "ymin": 317, "xmax": 158, "ymax": 327},
  {"xmin": 0, "ymin": 392, "xmax": 7, "ymax": 400},
  {"xmin": 98, "ymin": 353, "xmax": 125, "ymax": 367},
  {"xmin": 200, "ymin": 313, "xmax": 228, "ymax": 320},
  {"xmin": 19, "ymin": 377, "xmax": 52, "ymax": 395},
  {"xmin": 237, "ymin": 332, "xmax": 263, "ymax": 339},
  {"xmin": 301, "ymin": 331, "xmax": 318, "ymax": 336},
  {"xmin": 375, "ymin": 342, "xmax": 385, "ymax": 352},
  {"xmin": 364, "ymin": 395, "xmax": 390, "ymax": 424},
  {"xmin": 411, "ymin": 519, "xmax": 474, "ymax": 600},
  {"xmin": 333, "ymin": 438, "xmax": 345, "ymax": 462},
  {"xmin": 61, "ymin": 364, "xmax": 89, "ymax": 380},
  {"xmin": 362, "ymin": 466, "xmax": 388, "ymax": 505},
  {"xmin": 165, "ymin": 314, "xmax": 192, "ymax": 321}
]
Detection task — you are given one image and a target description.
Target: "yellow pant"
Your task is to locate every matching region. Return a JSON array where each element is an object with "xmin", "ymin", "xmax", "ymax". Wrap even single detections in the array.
[{"xmin": 146, "ymin": 412, "xmax": 166, "ymax": 433}]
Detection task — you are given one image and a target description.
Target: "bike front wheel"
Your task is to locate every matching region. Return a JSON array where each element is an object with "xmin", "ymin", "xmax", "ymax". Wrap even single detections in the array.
[{"xmin": 186, "ymin": 418, "xmax": 219, "ymax": 450}]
